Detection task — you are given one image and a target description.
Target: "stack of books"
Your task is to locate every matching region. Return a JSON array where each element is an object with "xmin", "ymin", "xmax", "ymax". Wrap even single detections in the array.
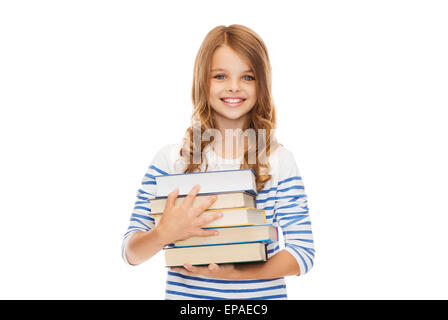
[{"xmin": 149, "ymin": 169, "xmax": 277, "ymax": 267}]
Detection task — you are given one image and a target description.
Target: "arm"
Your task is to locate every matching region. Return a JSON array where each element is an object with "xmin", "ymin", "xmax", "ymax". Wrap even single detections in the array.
[
  {"xmin": 125, "ymin": 228, "xmax": 168, "ymax": 266},
  {"xmin": 172, "ymin": 248, "xmax": 300, "ymax": 280},
  {"xmin": 124, "ymin": 184, "xmax": 223, "ymax": 266},
  {"xmin": 274, "ymin": 150, "xmax": 315, "ymax": 276},
  {"xmin": 233, "ymin": 249, "xmax": 300, "ymax": 278},
  {"xmin": 122, "ymin": 144, "xmax": 175, "ymax": 265},
  {"xmin": 121, "ymin": 151, "xmax": 168, "ymax": 266}
]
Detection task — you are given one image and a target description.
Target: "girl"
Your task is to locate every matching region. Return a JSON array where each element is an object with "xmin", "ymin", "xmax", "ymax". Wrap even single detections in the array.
[{"xmin": 122, "ymin": 24, "xmax": 315, "ymax": 300}]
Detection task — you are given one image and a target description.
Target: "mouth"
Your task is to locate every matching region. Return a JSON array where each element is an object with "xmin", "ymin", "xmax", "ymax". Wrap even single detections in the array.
[{"xmin": 220, "ymin": 97, "xmax": 246, "ymax": 107}]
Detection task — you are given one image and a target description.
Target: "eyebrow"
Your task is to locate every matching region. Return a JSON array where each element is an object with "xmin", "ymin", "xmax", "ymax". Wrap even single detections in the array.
[{"xmin": 211, "ymin": 68, "xmax": 254, "ymax": 73}]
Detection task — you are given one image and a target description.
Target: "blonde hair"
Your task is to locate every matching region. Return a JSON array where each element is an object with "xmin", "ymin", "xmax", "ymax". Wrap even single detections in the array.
[{"xmin": 179, "ymin": 24, "xmax": 279, "ymax": 192}]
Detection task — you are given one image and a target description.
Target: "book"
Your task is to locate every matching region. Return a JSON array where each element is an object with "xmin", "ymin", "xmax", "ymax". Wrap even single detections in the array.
[
  {"xmin": 151, "ymin": 207, "xmax": 266, "ymax": 228},
  {"xmin": 152, "ymin": 168, "xmax": 273, "ymax": 267},
  {"xmin": 149, "ymin": 191, "xmax": 256, "ymax": 214},
  {"xmin": 173, "ymin": 224, "xmax": 277, "ymax": 247},
  {"xmin": 154, "ymin": 169, "xmax": 257, "ymax": 198},
  {"xmin": 164, "ymin": 242, "xmax": 267, "ymax": 267}
]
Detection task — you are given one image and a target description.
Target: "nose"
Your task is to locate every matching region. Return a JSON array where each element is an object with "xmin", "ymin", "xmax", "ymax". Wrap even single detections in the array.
[
  {"xmin": 227, "ymin": 78, "xmax": 240, "ymax": 93},
  {"xmin": 227, "ymin": 85, "xmax": 240, "ymax": 93}
]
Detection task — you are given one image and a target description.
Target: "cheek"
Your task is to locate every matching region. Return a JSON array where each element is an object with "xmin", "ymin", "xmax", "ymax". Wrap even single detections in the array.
[
  {"xmin": 209, "ymin": 88, "xmax": 221, "ymax": 101},
  {"xmin": 209, "ymin": 82, "xmax": 224, "ymax": 95},
  {"xmin": 244, "ymin": 84, "xmax": 257, "ymax": 99}
]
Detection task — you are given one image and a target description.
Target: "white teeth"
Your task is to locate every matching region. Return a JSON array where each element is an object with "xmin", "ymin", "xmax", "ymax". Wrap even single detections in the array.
[{"xmin": 222, "ymin": 99, "xmax": 243, "ymax": 103}]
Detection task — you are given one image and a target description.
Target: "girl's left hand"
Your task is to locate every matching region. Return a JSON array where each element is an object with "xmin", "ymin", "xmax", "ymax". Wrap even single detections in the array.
[{"xmin": 170, "ymin": 263, "xmax": 237, "ymax": 279}]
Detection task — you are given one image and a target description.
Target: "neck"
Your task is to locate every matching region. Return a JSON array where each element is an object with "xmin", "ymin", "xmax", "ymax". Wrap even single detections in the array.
[{"xmin": 212, "ymin": 114, "xmax": 250, "ymax": 160}]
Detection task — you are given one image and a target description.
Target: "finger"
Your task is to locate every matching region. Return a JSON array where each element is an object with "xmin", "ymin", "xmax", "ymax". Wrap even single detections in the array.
[
  {"xmin": 182, "ymin": 184, "xmax": 200, "ymax": 208},
  {"xmin": 208, "ymin": 263, "xmax": 219, "ymax": 271},
  {"xmin": 164, "ymin": 188, "xmax": 179, "ymax": 211},
  {"xmin": 170, "ymin": 266, "xmax": 193, "ymax": 276},
  {"xmin": 183, "ymin": 263, "xmax": 201, "ymax": 274},
  {"xmin": 197, "ymin": 212, "xmax": 223, "ymax": 228},
  {"xmin": 195, "ymin": 195, "xmax": 218, "ymax": 214},
  {"xmin": 193, "ymin": 228, "xmax": 219, "ymax": 237}
]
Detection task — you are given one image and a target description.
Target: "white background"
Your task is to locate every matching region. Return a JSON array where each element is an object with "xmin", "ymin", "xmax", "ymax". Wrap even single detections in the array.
[{"xmin": 1, "ymin": 1, "xmax": 447, "ymax": 299}]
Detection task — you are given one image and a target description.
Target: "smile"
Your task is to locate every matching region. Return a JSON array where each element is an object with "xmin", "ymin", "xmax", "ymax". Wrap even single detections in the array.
[{"xmin": 220, "ymin": 98, "xmax": 246, "ymax": 107}]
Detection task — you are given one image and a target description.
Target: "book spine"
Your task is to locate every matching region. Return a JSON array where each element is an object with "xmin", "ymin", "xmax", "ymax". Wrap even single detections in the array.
[{"xmin": 264, "ymin": 243, "xmax": 268, "ymax": 260}]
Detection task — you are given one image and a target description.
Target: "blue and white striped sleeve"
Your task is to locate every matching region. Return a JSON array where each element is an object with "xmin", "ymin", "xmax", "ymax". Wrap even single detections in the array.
[
  {"xmin": 121, "ymin": 144, "xmax": 172, "ymax": 265},
  {"xmin": 274, "ymin": 149, "xmax": 315, "ymax": 276}
]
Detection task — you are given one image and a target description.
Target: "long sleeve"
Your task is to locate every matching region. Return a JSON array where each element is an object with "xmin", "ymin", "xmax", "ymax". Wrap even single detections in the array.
[
  {"xmin": 121, "ymin": 144, "xmax": 173, "ymax": 265},
  {"xmin": 274, "ymin": 148, "xmax": 315, "ymax": 276}
]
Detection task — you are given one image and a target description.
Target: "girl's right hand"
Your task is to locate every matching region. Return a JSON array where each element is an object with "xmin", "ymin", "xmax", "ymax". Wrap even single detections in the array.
[{"xmin": 155, "ymin": 184, "xmax": 222, "ymax": 245}]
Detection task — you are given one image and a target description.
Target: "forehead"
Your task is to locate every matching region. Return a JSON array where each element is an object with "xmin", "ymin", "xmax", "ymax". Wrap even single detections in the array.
[{"xmin": 211, "ymin": 46, "xmax": 253, "ymax": 73}]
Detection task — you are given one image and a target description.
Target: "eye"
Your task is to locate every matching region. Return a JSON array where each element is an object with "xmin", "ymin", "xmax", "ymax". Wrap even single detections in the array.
[
  {"xmin": 243, "ymin": 75, "xmax": 255, "ymax": 81},
  {"xmin": 212, "ymin": 74, "xmax": 255, "ymax": 81}
]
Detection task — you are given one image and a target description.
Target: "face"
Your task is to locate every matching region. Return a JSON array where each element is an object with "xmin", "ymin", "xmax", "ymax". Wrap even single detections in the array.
[{"xmin": 208, "ymin": 45, "xmax": 257, "ymax": 130}]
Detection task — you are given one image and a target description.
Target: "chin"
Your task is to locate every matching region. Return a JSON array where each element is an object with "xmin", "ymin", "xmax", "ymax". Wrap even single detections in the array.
[{"xmin": 218, "ymin": 108, "xmax": 249, "ymax": 118}]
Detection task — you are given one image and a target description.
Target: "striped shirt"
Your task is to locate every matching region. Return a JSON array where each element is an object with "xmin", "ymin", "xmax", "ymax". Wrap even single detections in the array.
[{"xmin": 122, "ymin": 142, "xmax": 315, "ymax": 300}]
